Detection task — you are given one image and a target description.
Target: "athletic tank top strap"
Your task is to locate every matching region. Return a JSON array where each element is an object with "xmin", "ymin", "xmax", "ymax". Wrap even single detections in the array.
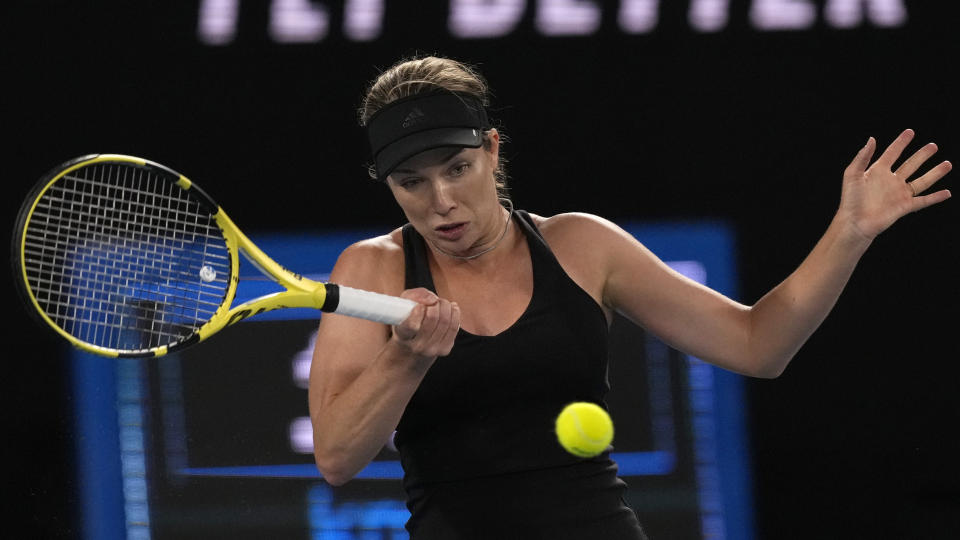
[
  {"xmin": 402, "ymin": 222, "xmax": 436, "ymax": 291},
  {"xmin": 513, "ymin": 209, "xmax": 570, "ymax": 295}
]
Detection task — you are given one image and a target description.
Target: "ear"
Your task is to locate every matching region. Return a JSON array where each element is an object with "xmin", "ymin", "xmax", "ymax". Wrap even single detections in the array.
[{"xmin": 485, "ymin": 128, "xmax": 500, "ymax": 167}]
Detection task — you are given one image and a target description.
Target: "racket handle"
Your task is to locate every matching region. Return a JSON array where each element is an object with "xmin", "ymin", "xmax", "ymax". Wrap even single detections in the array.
[{"xmin": 329, "ymin": 285, "xmax": 417, "ymax": 325}]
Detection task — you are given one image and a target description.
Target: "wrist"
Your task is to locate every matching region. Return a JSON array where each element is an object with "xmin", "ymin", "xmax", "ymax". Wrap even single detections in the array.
[
  {"xmin": 830, "ymin": 210, "xmax": 875, "ymax": 252},
  {"xmin": 383, "ymin": 335, "xmax": 437, "ymax": 373}
]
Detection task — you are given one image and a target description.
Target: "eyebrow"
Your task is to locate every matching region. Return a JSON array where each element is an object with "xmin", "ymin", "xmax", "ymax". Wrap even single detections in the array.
[{"xmin": 393, "ymin": 148, "xmax": 466, "ymax": 174}]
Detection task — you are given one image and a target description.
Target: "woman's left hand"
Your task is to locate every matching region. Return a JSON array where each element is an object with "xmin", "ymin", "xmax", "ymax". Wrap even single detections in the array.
[{"xmin": 838, "ymin": 128, "xmax": 952, "ymax": 241}]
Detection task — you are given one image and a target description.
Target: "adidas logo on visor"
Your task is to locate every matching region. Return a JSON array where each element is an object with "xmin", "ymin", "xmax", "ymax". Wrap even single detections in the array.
[{"xmin": 402, "ymin": 107, "xmax": 425, "ymax": 128}]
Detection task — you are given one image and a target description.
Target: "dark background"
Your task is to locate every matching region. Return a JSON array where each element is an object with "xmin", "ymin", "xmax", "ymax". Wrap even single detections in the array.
[{"xmin": 5, "ymin": 1, "xmax": 958, "ymax": 538}]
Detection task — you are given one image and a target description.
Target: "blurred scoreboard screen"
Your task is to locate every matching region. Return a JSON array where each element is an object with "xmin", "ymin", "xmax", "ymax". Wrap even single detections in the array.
[{"xmin": 71, "ymin": 221, "xmax": 752, "ymax": 540}]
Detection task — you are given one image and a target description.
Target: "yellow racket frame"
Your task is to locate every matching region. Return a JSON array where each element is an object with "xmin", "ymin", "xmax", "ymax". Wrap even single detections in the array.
[{"xmin": 18, "ymin": 154, "xmax": 329, "ymax": 358}]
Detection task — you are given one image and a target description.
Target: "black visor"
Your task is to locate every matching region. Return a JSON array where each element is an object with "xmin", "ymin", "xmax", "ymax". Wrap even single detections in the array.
[{"xmin": 366, "ymin": 91, "xmax": 490, "ymax": 182}]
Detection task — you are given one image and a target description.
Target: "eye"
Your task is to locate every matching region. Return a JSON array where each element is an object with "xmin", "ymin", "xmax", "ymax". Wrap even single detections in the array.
[
  {"xmin": 449, "ymin": 162, "xmax": 471, "ymax": 177},
  {"xmin": 397, "ymin": 176, "xmax": 423, "ymax": 190}
]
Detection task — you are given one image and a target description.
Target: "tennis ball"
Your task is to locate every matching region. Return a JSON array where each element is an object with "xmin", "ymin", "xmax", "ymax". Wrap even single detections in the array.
[{"xmin": 555, "ymin": 402, "xmax": 614, "ymax": 458}]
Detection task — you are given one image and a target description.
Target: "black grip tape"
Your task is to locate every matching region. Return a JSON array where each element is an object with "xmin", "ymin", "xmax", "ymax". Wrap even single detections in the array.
[{"xmin": 321, "ymin": 283, "xmax": 340, "ymax": 313}]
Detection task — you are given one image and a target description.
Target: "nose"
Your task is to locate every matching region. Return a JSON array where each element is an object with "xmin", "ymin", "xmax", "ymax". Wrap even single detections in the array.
[{"xmin": 430, "ymin": 179, "xmax": 456, "ymax": 215}]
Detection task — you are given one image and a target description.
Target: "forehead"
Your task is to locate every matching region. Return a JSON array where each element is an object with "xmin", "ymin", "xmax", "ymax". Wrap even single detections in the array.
[{"xmin": 392, "ymin": 147, "xmax": 469, "ymax": 174}]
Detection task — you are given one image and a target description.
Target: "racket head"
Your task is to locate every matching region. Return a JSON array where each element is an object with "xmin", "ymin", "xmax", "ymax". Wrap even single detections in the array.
[{"xmin": 13, "ymin": 154, "xmax": 238, "ymax": 357}]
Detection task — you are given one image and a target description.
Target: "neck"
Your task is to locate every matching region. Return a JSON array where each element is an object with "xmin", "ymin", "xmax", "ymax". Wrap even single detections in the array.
[{"xmin": 429, "ymin": 199, "xmax": 514, "ymax": 262}]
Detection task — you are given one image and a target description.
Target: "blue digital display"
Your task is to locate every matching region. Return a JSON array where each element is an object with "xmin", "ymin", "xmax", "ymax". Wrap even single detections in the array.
[{"xmin": 72, "ymin": 220, "xmax": 753, "ymax": 540}]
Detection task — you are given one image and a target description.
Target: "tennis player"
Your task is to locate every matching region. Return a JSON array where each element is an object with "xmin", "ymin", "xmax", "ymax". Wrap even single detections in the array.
[{"xmin": 308, "ymin": 56, "xmax": 951, "ymax": 538}]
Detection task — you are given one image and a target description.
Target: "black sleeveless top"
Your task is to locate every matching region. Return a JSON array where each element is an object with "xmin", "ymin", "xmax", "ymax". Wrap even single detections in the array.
[{"xmin": 396, "ymin": 211, "xmax": 647, "ymax": 539}]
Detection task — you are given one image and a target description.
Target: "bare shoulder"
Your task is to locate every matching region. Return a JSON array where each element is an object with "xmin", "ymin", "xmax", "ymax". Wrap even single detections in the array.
[
  {"xmin": 330, "ymin": 227, "xmax": 406, "ymax": 296},
  {"xmin": 531, "ymin": 212, "xmax": 630, "ymax": 250}
]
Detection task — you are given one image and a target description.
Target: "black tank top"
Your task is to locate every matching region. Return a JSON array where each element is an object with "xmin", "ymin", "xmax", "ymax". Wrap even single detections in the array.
[{"xmin": 397, "ymin": 210, "xmax": 647, "ymax": 539}]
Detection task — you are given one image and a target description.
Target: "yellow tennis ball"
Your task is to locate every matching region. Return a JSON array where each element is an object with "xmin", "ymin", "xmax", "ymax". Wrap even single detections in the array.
[{"xmin": 555, "ymin": 402, "xmax": 614, "ymax": 458}]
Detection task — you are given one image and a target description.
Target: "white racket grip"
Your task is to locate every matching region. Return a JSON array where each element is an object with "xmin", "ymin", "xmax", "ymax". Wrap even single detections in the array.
[{"xmin": 333, "ymin": 285, "xmax": 417, "ymax": 325}]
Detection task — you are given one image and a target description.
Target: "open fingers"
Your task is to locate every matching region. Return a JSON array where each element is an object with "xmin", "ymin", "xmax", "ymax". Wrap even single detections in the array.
[
  {"xmin": 875, "ymin": 128, "xmax": 915, "ymax": 170},
  {"xmin": 846, "ymin": 136, "xmax": 876, "ymax": 177},
  {"xmin": 896, "ymin": 142, "xmax": 939, "ymax": 179},
  {"xmin": 910, "ymin": 187, "xmax": 952, "ymax": 213},
  {"xmin": 908, "ymin": 160, "xmax": 953, "ymax": 203}
]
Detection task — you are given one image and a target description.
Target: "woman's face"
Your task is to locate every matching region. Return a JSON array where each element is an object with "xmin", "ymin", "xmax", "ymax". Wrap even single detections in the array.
[{"xmin": 387, "ymin": 131, "xmax": 502, "ymax": 257}]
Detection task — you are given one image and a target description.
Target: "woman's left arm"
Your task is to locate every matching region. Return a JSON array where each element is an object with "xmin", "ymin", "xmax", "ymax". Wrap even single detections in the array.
[
  {"xmin": 746, "ymin": 129, "xmax": 950, "ymax": 376},
  {"xmin": 598, "ymin": 129, "xmax": 951, "ymax": 378}
]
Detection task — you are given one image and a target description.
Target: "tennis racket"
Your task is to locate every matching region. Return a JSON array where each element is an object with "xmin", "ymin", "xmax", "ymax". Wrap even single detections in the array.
[{"xmin": 13, "ymin": 154, "xmax": 416, "ymax": 358}]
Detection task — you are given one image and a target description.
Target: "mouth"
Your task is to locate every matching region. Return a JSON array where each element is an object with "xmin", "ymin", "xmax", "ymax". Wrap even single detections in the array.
[{"xmin": 434, "ymin": 222, "xmax": 467, "ymax": 240}]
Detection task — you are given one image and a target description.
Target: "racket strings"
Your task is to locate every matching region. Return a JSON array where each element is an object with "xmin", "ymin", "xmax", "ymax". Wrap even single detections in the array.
[{"xmin": 22, "ymin": 162, "xmax": 232, "ymax": 352}]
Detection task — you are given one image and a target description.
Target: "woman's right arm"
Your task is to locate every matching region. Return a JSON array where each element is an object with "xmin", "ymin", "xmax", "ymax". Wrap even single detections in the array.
[{"xmin": 308, "ymin": 239, "xmax": 460, "ymax": 486}]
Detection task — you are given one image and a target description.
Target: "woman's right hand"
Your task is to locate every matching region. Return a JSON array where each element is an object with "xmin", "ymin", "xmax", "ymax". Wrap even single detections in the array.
[{"xmin": 391, "ymin": 288, "xmax": 461, "ymax": 363}]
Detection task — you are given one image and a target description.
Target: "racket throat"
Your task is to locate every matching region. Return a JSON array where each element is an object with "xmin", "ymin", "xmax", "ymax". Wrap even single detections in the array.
[
  {"xmin": 226, "ymin": 306, "xmax": 272, "ymax": 326},
  {"xmin": 224, "ymin": 284, "xmax": 330, "ymax": 327}
]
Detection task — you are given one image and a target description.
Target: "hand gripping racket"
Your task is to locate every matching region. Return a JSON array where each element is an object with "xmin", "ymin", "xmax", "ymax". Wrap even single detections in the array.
[{"xmin": 13, "ymin": 154, "xmax": 416, "ymax": 358}]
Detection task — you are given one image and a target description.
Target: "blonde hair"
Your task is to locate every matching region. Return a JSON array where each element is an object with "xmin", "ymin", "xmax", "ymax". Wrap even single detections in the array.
[{"xmin": 360, "ymin": 56, "xmax": 509, "ymax": 197}]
